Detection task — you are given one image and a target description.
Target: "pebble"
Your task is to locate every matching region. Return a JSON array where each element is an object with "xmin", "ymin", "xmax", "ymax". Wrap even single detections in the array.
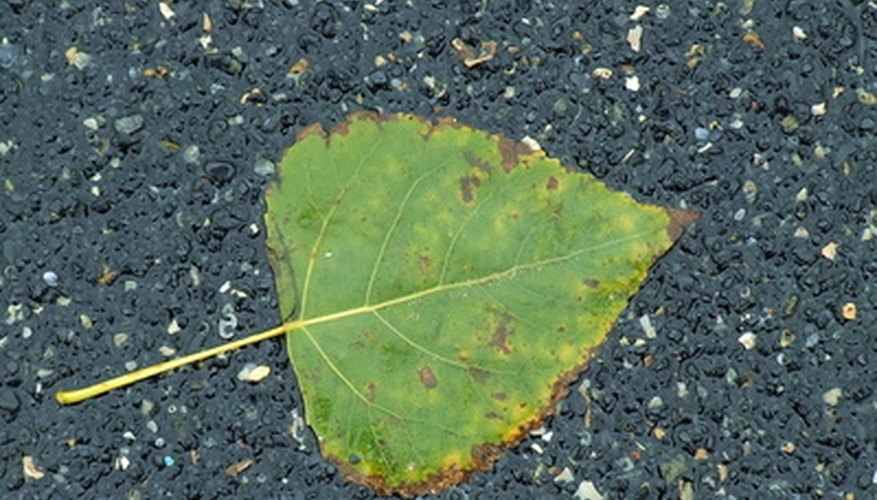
[
  {"xmin": 738, "ymin": 332, "xmax": 757, "ymax": 350},
  {"xmin": 42, "ymin": 271, "xmax": 58, "ymax": 287},
  {"xmin": 204, "ymin": 161, "xmax": 237, "ymax": 184},
  {"xmin": 114, "ymin": 114, "xmax": 144, "ymax": 135},
  {"xmin": 822, "ymin": 387, "xmax": 842, "ymax": 406},
  {"xmin": 639, "ymin": 314, "xmax": 656, "ymax": 338},
  {"xmin": 218, "ymin": 302, "xmax": 238, "ymax": 339},
  {"xmin": 22, "ymin": 456, "xmax": 45, "ymax": 480},
  {"xmin": 183, "ymin": 145, "xmax": 200, "ymax": 164},
  {"xmin": 0, "ymin": 388, "xmax": 20, "ymax": 414},
  {"xmin": 83, "ymin": 117, "xmax": 100, "ymax": 131},
  {"xmin": 253, "ymin": 158, "xmax": 275, "ymax": 176},
  {"xmin": 694, "ymin": 127, "xmax": 710, "ymax": 141},
  {"xmin": 574, "ymin": 480, "xmax": 604, "ymax": 500},
  {"xmin": 237, "ymin": 363, "xmax": 271, "ymax": 382},
  {"xmin": 0, "ymin": 39, "xmax": 22, "ymax": 69},
  {"xmin": 554, "ymin": 467, "xmax": 575, "ymax": 484}
]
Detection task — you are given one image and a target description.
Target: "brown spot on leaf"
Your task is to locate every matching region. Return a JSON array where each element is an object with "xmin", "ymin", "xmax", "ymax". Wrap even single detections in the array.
[
  {"xmin": 459, "ymin": 175, "xmax": 480, "ymax": 203},
  {"xmin": 582, "ymin": 278, "xmax": 600, "ymax": 288},
  {"xmin": 546, "ymin": 176, "xmax": 559, "ymax": 190},
  {"xmin": 366, "ymin": 382, "xmax": 377, "ymax": 401},
  {"xmin": 463, "ymin": 151, "xmax": 492, "ymax": 173},
  {"xmin": 418, "ymin": 366, "xmax": 437, "ymax": 389},
  {"xmin": 471, "ymin": 443, "xmax": 502, "ymax": 466},
  {"xmin": 489, "ymin": 311, "xmax": 514, "ymax": 354},
  {"xmin": 485, "ymin": 411, "xmax": 501, "ymax": 419},
  {"xmin": 418, "ymin": 254, "xmax": 432, "ymax": 274},
  {"xmin": 492, "ymin": 392, "xmax": 507, "ymax": 401},
  {"xmin": 468, "ymin": 367, "xmax": 489, "ymax": 384},
  {"xmin": 498, "ymin": 136, "xmax": 518, "ymax": 172}
]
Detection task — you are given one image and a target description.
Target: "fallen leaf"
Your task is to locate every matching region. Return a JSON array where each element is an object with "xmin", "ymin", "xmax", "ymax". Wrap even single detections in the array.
[{"xmin": 263, "ymin": 112, "xmax": 696, "ymax": 495}]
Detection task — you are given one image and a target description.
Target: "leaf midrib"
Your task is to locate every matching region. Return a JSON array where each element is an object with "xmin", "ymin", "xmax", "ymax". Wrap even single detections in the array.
[{"xmin": 290, "ymin": 227, "xmax": 661, "ymax": 332}]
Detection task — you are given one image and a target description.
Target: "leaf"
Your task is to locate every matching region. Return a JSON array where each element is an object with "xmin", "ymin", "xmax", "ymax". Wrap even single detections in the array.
[{"xmin": 263, "ymin": 112, "xmax": 696, "ymax": 495}]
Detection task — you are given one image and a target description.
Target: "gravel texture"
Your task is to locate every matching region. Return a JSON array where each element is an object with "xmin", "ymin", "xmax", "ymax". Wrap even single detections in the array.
[{"xmin": 1, "ymin": 1, "xmax": 876, "ymax": 498}]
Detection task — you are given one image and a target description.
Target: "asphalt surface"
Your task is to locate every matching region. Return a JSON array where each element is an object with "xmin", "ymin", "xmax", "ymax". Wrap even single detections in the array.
[{"xmin": 1, "ymin": 1, "xmax": 876, "ymax": 498}]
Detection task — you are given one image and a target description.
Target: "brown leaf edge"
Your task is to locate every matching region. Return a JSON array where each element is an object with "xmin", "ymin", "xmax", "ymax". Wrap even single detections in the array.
[
  {"xmin": 278, "ymin": 110, "xmax": 700, "ymax": 497},
  {"xmin": 327, "ymin": 348, "xmax": 603, "ymax": 497}
]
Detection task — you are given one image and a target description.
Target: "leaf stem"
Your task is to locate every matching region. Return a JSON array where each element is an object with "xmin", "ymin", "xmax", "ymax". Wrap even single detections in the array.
[{"xmin": 55, "ymin": 320, "xmax": 302, "ymax": 405}]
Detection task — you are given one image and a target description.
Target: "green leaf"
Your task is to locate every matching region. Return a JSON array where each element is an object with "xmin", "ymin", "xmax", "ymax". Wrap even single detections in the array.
[{"xmin": 263, "ymin": 112, "xmax": 695, "ymax": 495}]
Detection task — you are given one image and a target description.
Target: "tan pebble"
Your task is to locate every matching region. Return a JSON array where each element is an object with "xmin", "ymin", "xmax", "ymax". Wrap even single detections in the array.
[
  {"xmin": 23, "ymin": 456, "xmax": 45, "ymax": 480},
  {"xmin": 841, "ymin": 302, "xmax": 857, "ymax": 320},
  {"xmin": 225, "ymin": 458, "xmax": 253, "ymax": 476},
  {"xmin": 630, "ymin": 5, "xmax": 650, "ymax": 20},
  {"xmin": 158, "ymin": 2, "xmax": 175, "ymax": 20},
  {"xmin": 592, "ymin": 67, "xmax": 613, "ymax": 79},
  {"xmin": 821, "ymin": 242, "xmax": 839, "ymax": 261},
  {"xmin": 822, "ymin": 387, "xmax": 842, "ymax": 406},
  {"xmin": 626, "ymin": 25, "xmax": 643, "ymax": 52}
]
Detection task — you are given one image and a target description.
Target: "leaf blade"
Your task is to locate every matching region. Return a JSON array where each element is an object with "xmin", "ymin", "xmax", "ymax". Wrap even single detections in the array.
[{"xmin": 264, "ymin": 112, "xmax": 693, "ymax": 495}]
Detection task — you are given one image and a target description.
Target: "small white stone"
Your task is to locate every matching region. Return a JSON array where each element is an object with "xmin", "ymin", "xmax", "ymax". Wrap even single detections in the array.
[
  {"xmin": 167, "ymin": 318, "xmax": 181, "ymax": 335},
  {"xmin": 822, "ymin": 387, "xmax": 842, "ymax": 406},
  {"xmin": 639, "ymin": 314, "xmax": 656, "ymax": 338},
  {"xmin": 810, "ymin": 102, "xmax": 826, "ymax": 116},
  {"xmin": 792, "ymin": 26, "xmax": 807, "ymax": 41},
  {"xmin": 629, "ymin": 6, "xmax": 650, "ymax": 20},
  {"xmin": 554, "ymin": 467, "xmax": 575, "ymax": 484},
  {"xmin": 625, "ymin": 75, "xmax": 641, "ymax": 92},
  {"xmin": 530, "ymin": 443, "xmax": 544, "ymax": 454},
  {"xmin": 574, "ymin": 480, "xmax": 604, "ymax": 500},
  {"xmin": 520, "ymin": 136, "xmax": 541, "ymax": 152},
  {"xmin": 237, "ymin": 363, "xmax": 271, "ymax": 383},
  {"xmin": 738, "ymin": 332, "xmax": 757, "ymax": 350},
  {"xmin": 627, "ymin": 25, "xmax": 643, "ymax": 52},
  {"xmin": 158, "ymin": 1, "xmax": 175, "ymax": 20},
  {"xmin": 83, "ymin": 117, "xmax": 99, "ymax": 130},
  {"xmin": 592, "ymin": 67, "xmax": 613, "ymax": 79},
  {"xmin": 795, "ymin": 187, "xmax": 809, "ymax": 202}
]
